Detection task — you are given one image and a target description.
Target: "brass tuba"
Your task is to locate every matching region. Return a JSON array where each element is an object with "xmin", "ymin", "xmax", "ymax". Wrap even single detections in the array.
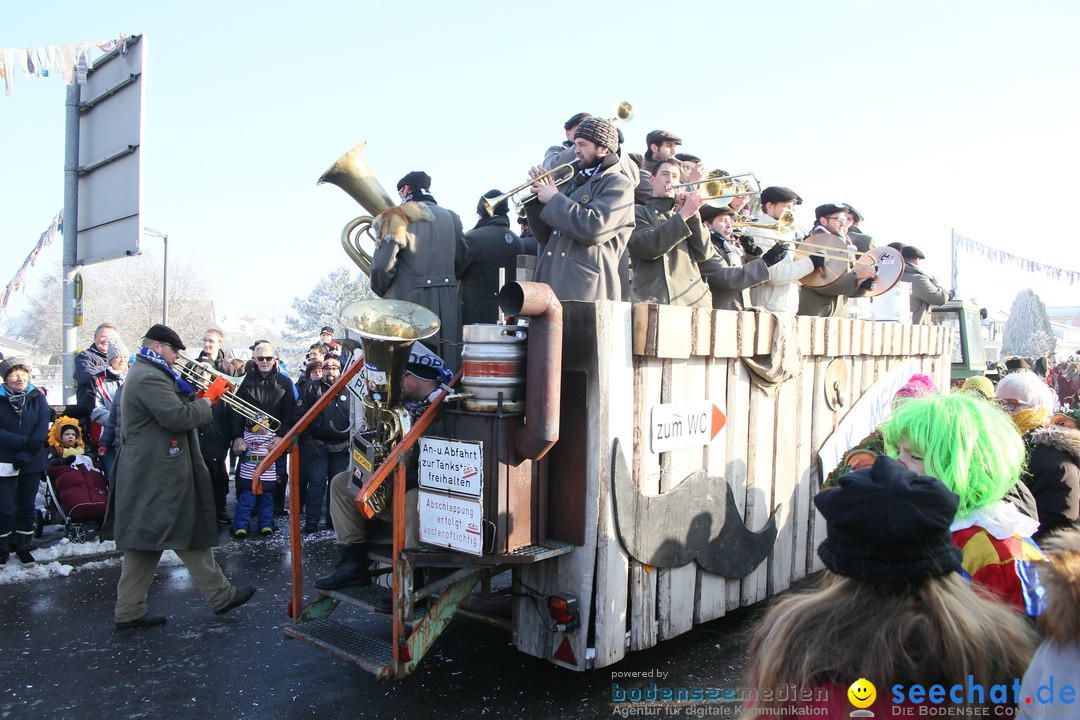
[
  {"xmin": 318, "ymin": 141, "xmax": 397, "ymax": 276},
  {"xmin": 340, "ymin": 298, "xmax": 441, "ymax": 517}
]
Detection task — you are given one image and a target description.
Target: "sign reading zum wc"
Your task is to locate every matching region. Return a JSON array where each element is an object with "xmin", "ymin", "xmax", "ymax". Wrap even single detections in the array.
[
  {"xmin": 649, "ymin": 401, "xmax": 726, "ymax": 454},
  {"xmin": 418, "ymin": 437, "xmax": 483, "ymax": 497}
]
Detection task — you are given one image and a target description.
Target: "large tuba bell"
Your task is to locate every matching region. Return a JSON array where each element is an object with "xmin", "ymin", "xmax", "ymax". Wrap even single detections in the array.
[
  {"xmin": 340, "ymin": 298, "xmax": 440, "ymax": 516},
  {"xmin": 318, "ymin": 141, "xmax": 397, "ymax": 276}
]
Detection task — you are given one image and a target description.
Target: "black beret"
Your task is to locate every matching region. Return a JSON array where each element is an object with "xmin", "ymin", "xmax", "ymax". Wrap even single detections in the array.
[
  {"xmin": 901, "ymin": 245, "xmax": 926, "ymax": 261},
  {"xmin": 815, "ymin": 203, "xmax": 849, "ymax": 219},
  {"xmin": 760, "ymin": 186, "xmax": 801, "ymax": 206},
  {"xmin": 143, "ymin": 323, "xmax": 186, "ymax": 351}
]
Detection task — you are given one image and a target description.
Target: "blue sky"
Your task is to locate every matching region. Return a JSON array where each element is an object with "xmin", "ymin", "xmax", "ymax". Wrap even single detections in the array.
[{"xmin": 2, "ymin": 0, "xmax": 1078, "ymax": 329}]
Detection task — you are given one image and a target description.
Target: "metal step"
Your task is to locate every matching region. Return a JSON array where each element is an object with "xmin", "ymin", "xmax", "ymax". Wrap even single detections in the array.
[
  {"xmin": 322, "ymin": 583, "xmax": 391, "ymax": 611},
  {"xmin": 405, "ymin": 540, "xmax": 576, "ymax": 567},
  {"xmin": 283, "ymin": 618, "xmax": 392, "ymax": 674},
  {"xmin": 321, "ymin": 582, "xmax": 429, "ymax": 623}
]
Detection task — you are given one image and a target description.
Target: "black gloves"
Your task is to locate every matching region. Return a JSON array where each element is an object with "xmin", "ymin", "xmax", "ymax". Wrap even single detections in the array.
[
  {"xmin": 761, "ymin": 242, "xmax": 788, "ymax": 267},
  {"xmin": 739, "ymin": 235, "xmax": 763, "ymax": 257},
  {"xmin": 810, "ymin": 254, "xmax": 826, "ymax": 270},
  {"xmin": 25, "ymin": 439, "xmax": 43, "ymax": 455},
  {"xmin": 858, "ymin": 278, "xmax": 876, "ymax": 292}
]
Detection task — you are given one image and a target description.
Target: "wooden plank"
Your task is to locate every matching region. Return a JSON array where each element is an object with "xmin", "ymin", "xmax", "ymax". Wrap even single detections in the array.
[
  {"xmin": 696, "ymin": 355, "xmax": 730, "ymax": 623},
  {"xmin": 810, "ymin": 317, "xmax": 826, "ymax": 356},
  {"xmin": 590, "ymin": 303, "xmax": 634, "ymax": 668},
  {"xmin": 725, "ymin": 359, "xmax": 752, "ymax": 612},
  {"xmin": 741, "ymin": 381, "xmax": 775, "ymax": 607},
  {"xmin": 768, "ymin": 367, "xmax": 799, "ymax": 595},
  {"xmin": 653, "ymin": 304, "xmax": 693, "ymax": 359},
  {"xmin": 713, "ymin": 311, "xmax": 739, "ymax": 358},
  {"xmin": 737, "ymin": 312, "xmax": 757, "ymax": 357},
  {"xmin": 807, "ymin": 356, "xmax": 838, "ymax": 575},
  {"xmin": 691, "ymin": 307, "xmax": 712, "ymax": 357},
  {"xmin": 792, "ymin": 353, "xmax": 816, "ymax": 584},
  {"xmin": 628, "ymin": 351, "xmax": 662, "ymax": 652},
  {"xmin": 755, "ymin": 312, "xmax": 775, "ymax": 356},
  {"xmin": 797, "ymin": 315, "xmax": 813, "ymax": 356},
  {"xmin": 837, "ymin": 318, "xmax": 852, "ymax": 357},
  {"xmin": 657, "ymin": 356, "xmax": 705, "ymax": 639},
  {"xmin": 631, "ymin": 303, "xmax": 651, "ymax": 357}
]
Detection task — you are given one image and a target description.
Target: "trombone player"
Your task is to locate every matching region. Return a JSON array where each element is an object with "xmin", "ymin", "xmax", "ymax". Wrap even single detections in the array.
[
  {"xmin": 525, "ymin": 117, "xmax": 635, "ymax": 301},
  {"xmin": 796, "ymin": 203, "xmax": 877, "ymax": 317}
]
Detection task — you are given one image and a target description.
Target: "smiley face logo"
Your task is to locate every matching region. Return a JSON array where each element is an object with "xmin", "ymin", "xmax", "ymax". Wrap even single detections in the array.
[{"xmin": 848, "ymin": 678, "xmax": 877, "ymax": 709}]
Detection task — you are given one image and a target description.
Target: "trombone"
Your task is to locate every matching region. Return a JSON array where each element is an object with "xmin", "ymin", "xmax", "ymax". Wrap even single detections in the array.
[
  {"xmin": 176, "ymin": 355, "xmax": 281, "ymax": 432},
  {"xmin": 667, "ymin": 171, "xmax": 760, "ymax": 208},
  {"xmin": 731, "ymin": 208, "xmax": 798, "ymax": 238},
  {"xmin": 482, "ymin": 161, "xmax": 579, "ymax": 216}
]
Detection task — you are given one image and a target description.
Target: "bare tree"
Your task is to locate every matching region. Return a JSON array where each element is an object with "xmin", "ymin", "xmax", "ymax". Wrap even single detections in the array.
[{"xmin": 2, "ymin": 254, "xmax": 213, "ymax": 354}]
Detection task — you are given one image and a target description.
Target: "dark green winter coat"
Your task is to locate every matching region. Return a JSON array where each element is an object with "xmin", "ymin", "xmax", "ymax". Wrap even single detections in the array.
[{"xmin": 101, "ymin": 354, "xmax": 217, "ymax": 550}]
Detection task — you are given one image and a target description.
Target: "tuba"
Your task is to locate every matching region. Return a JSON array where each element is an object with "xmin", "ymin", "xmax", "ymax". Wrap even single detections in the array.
[
  {"xmin": 340, "ymin": 298, "xmax": 440, "ymax": 516},
  {"xmin": 318, "ymin": 141, "xmax": 397, "ymax": 276}
]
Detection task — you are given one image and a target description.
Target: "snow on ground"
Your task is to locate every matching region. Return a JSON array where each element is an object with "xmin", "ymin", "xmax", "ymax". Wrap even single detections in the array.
[{"xmin": 0, "ymin": 529, "xmax": 184, "ymax": 585}]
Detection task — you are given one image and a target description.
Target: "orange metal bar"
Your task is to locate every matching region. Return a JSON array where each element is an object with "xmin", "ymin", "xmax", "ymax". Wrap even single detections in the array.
[
  {"xmin": 391, "ymin": 460, "xmax": 406, "ymax": 675},
  {"xmin": 251, "ymin": 357, "xmax": 364, "ymax": 479},
  {"xmin": 288, "ymin": 441, "xmax": 303, "ymax": 619},
  {"xmin": 355, "ymin": 371, "xmax": 462, "ymax": 519}
]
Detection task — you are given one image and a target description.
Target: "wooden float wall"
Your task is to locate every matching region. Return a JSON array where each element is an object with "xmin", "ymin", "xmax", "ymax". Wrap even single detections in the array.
[{"xmin": 513, "ymin": 301, "xmax": 952, "ymax": 670}]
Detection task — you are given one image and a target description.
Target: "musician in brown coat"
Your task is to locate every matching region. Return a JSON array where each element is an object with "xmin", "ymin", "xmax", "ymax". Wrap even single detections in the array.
[{"xmin": 525, "ymin": 118, "xmax": 635, "ymax": 302}]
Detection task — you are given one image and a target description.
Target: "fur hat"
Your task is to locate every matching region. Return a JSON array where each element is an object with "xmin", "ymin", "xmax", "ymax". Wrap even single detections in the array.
[
  {"xmin": 107, "ymin": 341, "xmax": 129, "ymax": 363},
  {"xmin": 0, "ymin": 357, "xmax": 29, "ymax": 381},
  {"xmin": 574, "ymin": 118, "xmax": 619, "ymax": 153},
  {"xmin": 816, "ymin": 454, "xmax": 963, "ymax": 580},
  {"xmin": 960, "ymin": 375, "xmax": 995, "ymax": 401},
  {"xmin": 396, "ymin": 171, "xmax": 431, "ymax": 192},
  {"xmin": 143, "ymin": 324, "xmax": 186, "ymax": 351},
  {"xmin": 894, "ymin": 373, "xmax": 935, "ymax": 401}
]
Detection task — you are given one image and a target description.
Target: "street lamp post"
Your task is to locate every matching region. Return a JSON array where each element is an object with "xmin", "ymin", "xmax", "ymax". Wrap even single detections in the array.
[{"xmin": 143, "ymin": 227, "xmax": 168, "ymax": 325}]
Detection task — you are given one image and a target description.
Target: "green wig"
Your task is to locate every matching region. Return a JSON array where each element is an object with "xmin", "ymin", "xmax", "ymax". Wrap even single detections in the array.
[{"xmin": 880, "ymin": 393, "xmax": 1025, "ymax": 518}]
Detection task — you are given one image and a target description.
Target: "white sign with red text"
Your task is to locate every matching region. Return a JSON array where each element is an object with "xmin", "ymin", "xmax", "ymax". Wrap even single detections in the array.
[
  {"xmin": 649, "ymin": 401, "xmax": 726, "ymax": 454},
  {"xmin": 418, "ymin": 491, "xmax": 484, "ymax": 555}
]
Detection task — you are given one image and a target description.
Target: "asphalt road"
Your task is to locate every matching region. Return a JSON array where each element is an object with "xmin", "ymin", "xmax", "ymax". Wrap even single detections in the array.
[{"xmin": 0, "ymin": 527, "xmax": 772, "ymax": 720}]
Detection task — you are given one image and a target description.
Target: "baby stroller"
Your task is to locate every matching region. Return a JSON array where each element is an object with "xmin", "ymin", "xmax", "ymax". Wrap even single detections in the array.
[{"xmin": 36, "ymin": 417, "xmax": 109, "ymax": 542}]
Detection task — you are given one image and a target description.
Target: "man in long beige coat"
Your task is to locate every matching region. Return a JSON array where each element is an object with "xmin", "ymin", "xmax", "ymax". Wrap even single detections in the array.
[{"xmin": 103, "ymin": 324, "xmax": 255, "ymax": 630}]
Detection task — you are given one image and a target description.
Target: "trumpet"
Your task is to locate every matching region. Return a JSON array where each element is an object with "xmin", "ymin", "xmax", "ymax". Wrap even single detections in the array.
[
  {"xmin": 176, "ymin": 356, "xmax": 281, "ymax": 433},
  {"xmin": 482, "ymin": 161, "xmax": 578, "ymax": 216},
  {"xmin": 609, "ymin": 101, "xmax": 634, "ymax": 123}
]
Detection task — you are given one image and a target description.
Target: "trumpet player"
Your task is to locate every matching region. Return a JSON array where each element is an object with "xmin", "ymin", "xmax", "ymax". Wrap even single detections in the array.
[
  {"xmin": 525, "ymin": 117, "xmax": 635, "ymax": 302},
  {"xmin": 629, "ymin": 159, "xmax": 781, "ymax": 308},
  {"xmin": 542, "ymin": 111, "xmax": 591, "ymax": 171},
  {"xmin": 797, "ymin": 203, "xmax": 877, "ymax": 318}
]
